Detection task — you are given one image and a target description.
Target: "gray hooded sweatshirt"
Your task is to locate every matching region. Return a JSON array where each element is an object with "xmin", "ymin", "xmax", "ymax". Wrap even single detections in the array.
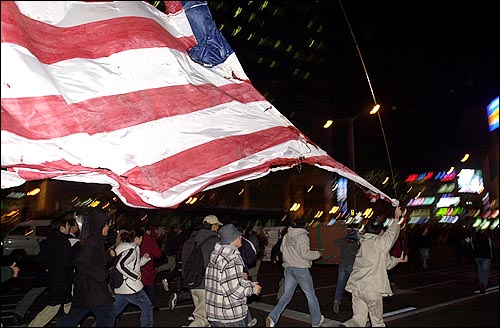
[{"xmin": 281, "ymin": 227, "xmax": 321, "ymax": 269}]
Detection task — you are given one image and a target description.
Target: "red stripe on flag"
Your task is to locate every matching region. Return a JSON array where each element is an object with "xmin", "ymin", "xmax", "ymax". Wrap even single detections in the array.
[
  {"xmin": 1, "ymin": 83, "xmax": 266, "ymax": 139},
  {"xmin": 1, "ymin": 1, "xmax": 195, "ymax": 64}
]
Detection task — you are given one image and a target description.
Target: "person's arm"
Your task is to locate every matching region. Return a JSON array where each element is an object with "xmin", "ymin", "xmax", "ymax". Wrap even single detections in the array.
[
  {"xmin": 379, "ymin": 206, "xmax": 403, "ymax": 251},
  {"xmin": 297, "ymin": 235, "xmax": 321, "ymax": 260},
  {"xmin": 388, "ymin": 252, "xmax": 408, "ymax": 270},
  {"xmin": 1, "ymin": 263, "xmax": 19, "ymax": 282},
  {"xmin": 220, "ymin": 258, "xmax": 254, "ymax": 299}
]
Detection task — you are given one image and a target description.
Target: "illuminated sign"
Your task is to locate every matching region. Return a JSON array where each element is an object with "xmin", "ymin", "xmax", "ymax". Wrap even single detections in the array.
[
  {"xmin": 436, "ymin": 196, "xmax": 460, "ymax": 207},
  {"xmin": 486, "ymin": 96, "xmax": 499, "ymax": 132},
  {"xmin": 457, "ymin": 169, "xmax": 484, "ymax": 194}
]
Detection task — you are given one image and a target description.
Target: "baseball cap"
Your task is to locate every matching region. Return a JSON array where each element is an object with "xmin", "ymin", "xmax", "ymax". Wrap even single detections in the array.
[{"xmin": 203, "ymin": 215, "xmax": 223, "ymax": 226}]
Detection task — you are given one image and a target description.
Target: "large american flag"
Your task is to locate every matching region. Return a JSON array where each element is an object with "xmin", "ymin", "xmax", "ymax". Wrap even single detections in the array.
[{"xmin": 1, "ymin": 1, "xmax": 397, "ymax": 208}]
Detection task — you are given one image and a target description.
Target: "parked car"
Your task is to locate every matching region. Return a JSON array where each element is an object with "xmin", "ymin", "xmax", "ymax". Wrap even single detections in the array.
[{"xmin": 1, "ymin": 220, "xmax": 51, "ymax": 261}]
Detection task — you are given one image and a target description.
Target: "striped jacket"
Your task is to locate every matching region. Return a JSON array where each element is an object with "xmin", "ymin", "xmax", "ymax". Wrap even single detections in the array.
[{"xmin": 205, "ymin": 243, "xmax": 254, "ymax": 323}]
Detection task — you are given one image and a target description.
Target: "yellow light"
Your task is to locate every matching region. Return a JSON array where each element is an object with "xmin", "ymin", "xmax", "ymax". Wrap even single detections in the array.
[
  {"xmin": 329, "ymin": 206, "xmax": 339, "ymax": 214},
  {"xmin": 307, "ymin": 185, "xmax": 314, "ymax": 192},
  {"xmin": 323, "ymin": 120, "xmax": 333, "ymax": 128},
  {"xmin": 370, "ymin": 104, "xmax": 380, "ymax": 115},
  {"xmin": 460, "ymin": 153, "xmax": 470, "ymax": 162},
  {"xmin": 447, "ymin": 167, "xmax": 454, "ymax": 174},
  {"xmin": 238, "ymin": 188, "xmax": 245, "ymax": 195},
  {"xmin": 382, "ymin": 177, "xmax": 389, "ymax": 185},
  {"xmin": 27, "ymin": 188, "xmax": 40, "ymax": 196}
]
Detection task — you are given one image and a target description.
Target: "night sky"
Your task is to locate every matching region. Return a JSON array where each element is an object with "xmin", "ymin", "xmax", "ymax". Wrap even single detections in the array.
[{"xmin": 209, "ymin": 1, "xmax": 499, "ymax": 177}]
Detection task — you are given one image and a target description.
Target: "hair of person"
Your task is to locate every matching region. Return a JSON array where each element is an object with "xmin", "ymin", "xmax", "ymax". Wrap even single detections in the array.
[
  {"xmin": 119, "ymin": 228, "xmax": 144, "ymax": 243},
  {"xmin": 292, "ymin": 218, "xmax": 308, "ymax": 228},
  {"xmin": 49, "ymin": 218, "xmax": 68, "ymax": 231},
  {"xmin": 364, "ymin": 220, "xmax": 384, "ymax": 235}
]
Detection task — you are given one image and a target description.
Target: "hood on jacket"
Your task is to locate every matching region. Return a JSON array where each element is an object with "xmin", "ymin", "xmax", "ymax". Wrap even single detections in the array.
[
  {"xmin": 82, "ymin": 210, "xmax": 108, "ymax": 241},
  {"xmin": 286, "ymin": 227, "xmax": 308, "ymax": 239},
  {"xmin": 115, "ymin": 242, "xmax": 136, "ymax": 255}
]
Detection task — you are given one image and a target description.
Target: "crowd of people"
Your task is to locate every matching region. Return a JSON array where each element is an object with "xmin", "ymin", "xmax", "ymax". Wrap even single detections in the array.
[{"xmin": 1, "ymin": 206, "xmax": 496, "ymax": 327}]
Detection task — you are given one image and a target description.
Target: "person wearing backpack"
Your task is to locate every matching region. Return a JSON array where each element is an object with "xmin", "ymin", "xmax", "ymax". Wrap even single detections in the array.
[
  {"xmin": 112, "ymin": 229, "xmax": 152, "ymax": 327},
  {"xmin": 182, "ymin": 215, "xmax": 222, "ymax": 327}
]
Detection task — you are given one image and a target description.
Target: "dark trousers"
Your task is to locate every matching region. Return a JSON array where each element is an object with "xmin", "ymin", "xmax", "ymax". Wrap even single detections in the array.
[{"xmin": 57, "ymin": 304, "xmax": 115, "ymax": 327}]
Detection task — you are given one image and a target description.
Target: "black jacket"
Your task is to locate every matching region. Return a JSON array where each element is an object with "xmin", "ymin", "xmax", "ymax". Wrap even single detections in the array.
[
  {"xmin": 38, "ymin": 230, "xmax": 73, "ymax": 305},
  {"xmin": 72, "ymin": 212, "xmax": 114, "ymax": 308}
]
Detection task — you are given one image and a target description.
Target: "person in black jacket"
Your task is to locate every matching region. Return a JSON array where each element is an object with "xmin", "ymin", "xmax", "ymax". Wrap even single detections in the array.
[
  {"xmin": 57, "ymin": 211, "xmax": 115, "ymax": 327},
  {"xmin": 270, "ymin": 226, "xmax": 288, "ymax": 302},
  {"xmin": 28, "ymin": 218, "xmax": 73, "ymax": 327},
  {"xmin": 468, "ymin": 229, "xmax": 494, "ymax": 294}
]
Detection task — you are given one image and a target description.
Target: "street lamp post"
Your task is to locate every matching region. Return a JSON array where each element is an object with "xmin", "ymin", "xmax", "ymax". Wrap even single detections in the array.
[{"xmin": 325, "ymin": 105, "xmax": 380, "ymax": 211}]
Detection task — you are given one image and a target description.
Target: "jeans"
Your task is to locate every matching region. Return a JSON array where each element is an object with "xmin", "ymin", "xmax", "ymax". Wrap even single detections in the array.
[
  {"xmin": 114, "ymin": 290, "xmax": 153, "ymax": 327},
  {"xmin": 334, "ymin": 264, "xmax": 353, "ymax": 304},
  {"xmin": 268, "ymin": 267, "xmax": 322, "ymax": 326},
  {"xmin": 57, "ymin": 304, "xmax": 115, "ymax": 327},
  {"xmin": 143, "ymin": 284, "xmax": 156, "ymax": 305},
  {"xmin": 475, "ymin": 257, "xmax": 492, "ymax": 288}
]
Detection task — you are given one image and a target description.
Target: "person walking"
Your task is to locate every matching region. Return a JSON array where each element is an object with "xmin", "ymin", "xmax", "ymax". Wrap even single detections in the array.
[
  {"xmin": 205, "ymin": 224, "xmax": 261, "ymax": 327},
  {"xmin": 57, "ymin": 211, "xmax": 116, "ymax": 327},
  {"xmin": 112, "ymin": 229, "xmax": 153, "ymax": 327},
  {"xmin": 28, "ymin": 218, "xmax": 73, "ymax": 327},
  {"xmin": 341, "ymin": 206, "xmax": 407, "ymax": 327},
  {"xmin": 184, "ymin": 215, "xmax": 222, "ymax": 327},
  {"xmin": 139, "ymin": 224, "xmax": 163, "ymax": 307},
  {"xmin": 332, "ymin": 228, "xmax": 360, "ymax": 314},
  {"xmin": 270, "ymin": 226, "xmax": 288, "ymax": 302},
  {"xmin": 266, "ymin": 218, "xmax": 324, "ymax": 327},
  {"xmin": 469, "ymin": 229, "xmax": 494, "ymax": 294}
]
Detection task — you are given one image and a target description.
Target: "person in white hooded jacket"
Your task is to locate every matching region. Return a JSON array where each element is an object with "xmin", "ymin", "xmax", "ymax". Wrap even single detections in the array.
[{"xmin": 113, "ymin": 229, "xmax": 152, "ymax": 327}]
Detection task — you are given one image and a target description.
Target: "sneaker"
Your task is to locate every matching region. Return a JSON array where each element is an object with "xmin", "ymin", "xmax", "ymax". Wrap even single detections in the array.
[
  {"xmin": 169, "ymin": 292, "xmax": 178, "ymax": 310},
  {"xmin": 479, "ymin": 283, "xmax": 486, "ymax": 294},
  {"xmin": 161, "ymin": 278, "xmax": 169, "ymax": 292},
  {"xmin": 333, "ymin": 301, "xmax": 340, "ymax": 314},
  {"xmin": 248, "ymin": 318, "xmax": 257, "ymax": 327},
  {"xmin": 187, "ymin": 315, "xmax": 195, "ymax": 321},
  {"xmin": 265, "ymin": 317, "xmax": 275, "ymax": 327},
  {"xmin": 313, "ymin": 315, "xmax": 324, "ymax": 327}
]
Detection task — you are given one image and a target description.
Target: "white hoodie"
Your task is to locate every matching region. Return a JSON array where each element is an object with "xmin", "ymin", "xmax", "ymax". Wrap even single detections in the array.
[{"xmin": 114, "ymin": 242, "xmax": 150, "ymax": 294}]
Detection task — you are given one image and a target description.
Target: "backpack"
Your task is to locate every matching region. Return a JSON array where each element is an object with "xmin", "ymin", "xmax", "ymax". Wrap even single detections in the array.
[
  {"xmin": 240, "ymin": 237, "xmax": 257, "ymax": 270},
  {"xmin": 108, "ymin": 253, "xmax": 124, "ymax": 289},
  {"xmin": 181, "ymin": 235, "xmax": 217, "ymax": 289}
]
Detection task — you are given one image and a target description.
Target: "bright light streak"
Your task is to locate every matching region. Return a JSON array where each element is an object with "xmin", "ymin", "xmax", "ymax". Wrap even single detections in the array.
[
  {"xmin": 370, "ymin": 104, "xmax": 380, "ymax": 114},
  {"xmin": 460, "ymin": 153, "xmax": 470, "ymax": 162},
  {"xmin": 324, "ymin": 120, "xmax": 333, "ymax": 128}
]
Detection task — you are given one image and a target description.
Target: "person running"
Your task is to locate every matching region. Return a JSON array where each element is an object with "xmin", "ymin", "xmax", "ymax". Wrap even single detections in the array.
[
  {"xmin": 205, "ymin": 224, "xmax": 261, "ymax": 327},
  {"xmin": 184, "ymin": 215, "xmax": 222, "ymax": 327},
  {"xmin": 332, "ymin": 228, "xmax": 360, "ymax": 314},
  {"xmin": 139, "ymin": 224, "xmax": 163, "ymax": 307},
  {"xmin": 112, "ymin": 229, "xmax": 153, "ymax": 327},
  {"xmin": 57, "ymin": 211, "xmax": 115, "ymax": 327},
  {"xmin": 266, "ymin": 218, "xmax": 324, "ymax": 327},
  {"xmin": 341, "ymin": 206, "xmax": 407, "ymax": 327},
  {"xmin": 28, "ymin": 218, "xmax": 73, "ymax": 327}
]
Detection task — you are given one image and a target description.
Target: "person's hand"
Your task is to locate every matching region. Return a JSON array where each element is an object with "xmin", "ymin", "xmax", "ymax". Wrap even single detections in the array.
[
  {"xmin": 109, "ymin": 248, "xmax": 116, "ymax": 257},
  {"xmin": 144, "ymin": 252, "xmax": 150, "ymax": 259},
  {"xmin": 399, "ymin": 252, "xmax": 408, "ymax": 263},
  {"xmin": 394, "ymin": 206, "xmax": 403, "ymax": 220},
  {"xmin": 252, "ymin": 281, "xmax": 262, "ymax": 295},
  {"xmin": 10, "ymin": 262, "xmax": 20, "ymax": 278}
]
